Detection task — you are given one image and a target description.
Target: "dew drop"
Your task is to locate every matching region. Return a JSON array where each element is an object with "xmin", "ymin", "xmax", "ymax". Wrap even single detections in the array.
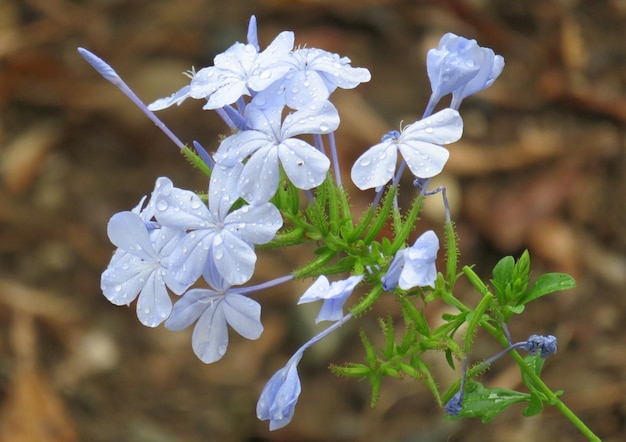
[{"xmin": 156, "ymin": 200, "xmax": 168, "ymax": 211}]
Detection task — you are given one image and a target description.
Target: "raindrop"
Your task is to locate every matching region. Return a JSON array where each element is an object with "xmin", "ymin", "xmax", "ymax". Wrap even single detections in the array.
[
  {"xmin": 156, "ymin": 200, "xmax": 168, "ymax": 211},
  {"xmin": 358, "ymin": 157, "xmax": 372, "ymax": 167},
  {"xmin": 114, "ymin": 285, "xmax": 122, "ymax": 292},
  {"xmin": 190, "ymin": 199, "xmax": 203, "ymax": 210}
]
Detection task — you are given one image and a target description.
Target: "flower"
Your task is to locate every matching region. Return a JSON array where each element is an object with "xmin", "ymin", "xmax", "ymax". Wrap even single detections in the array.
[
  {"xmin": 524, "ymin": 334, "xmax": 557, "ymax": 358},
  {"xmin": 148, "ymin": 21, "xmax": 294, "ymax": 111},
  {"xmin": 426, "ymin": 33, "xmax": 504, "ymax": 114},
  {"xmin": 164, "ymin": 261, "xmax": 263, "ymax": 363},
  {"xmin": 350, "ymin": 108, "xmax": 463, "ymax": 190},
  {"xmin": 100, "ymin": 210, "xmax": 187, "ymax": 327},
  {"xmin": 381, "ymin": 230, "xmax": 439, "ymax": 291},
  {"xmin": 256, "ymin": 351, "xmax": 303, "ymax": 431},
  {"xmin": 215, "ymin": 101, "xmax": 339, "ymax": 203},
  {"xmin": 298, "ymin": 275, "xmax": 364, "ymax": 323},
  {"xmin": 250, "ymin": 47, "xmax": 371, "ymax": 110},
  {"xmin": 257, "ymin": 312, "xmax": 353, "ymax": 430},
  {"xmin": 153, "ymin": 165, "xmax": 282, "ymax": 287}
]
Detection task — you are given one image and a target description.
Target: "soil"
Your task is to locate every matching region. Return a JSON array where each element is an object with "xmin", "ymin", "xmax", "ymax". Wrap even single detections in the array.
[{"xmin": 1, "ymin": 1, "xmax": 624, "ymax": 441}]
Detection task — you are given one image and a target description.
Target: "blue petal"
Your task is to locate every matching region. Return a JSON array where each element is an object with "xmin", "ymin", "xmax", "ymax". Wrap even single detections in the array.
[
  {"xmin": 398, "ymin": 141, "xmax": 449, "ymax": 179},
  {"xmin": 165, "ymin": 288, "xmax": 217, "ymax": 331},
  {"xmin": 298, "ymin": 276, "xmax": 330, "ymax": 304},
  {"xmin": 136, "ymin": 270, "xmax": 172, "ymax": 327},
  {"xmin": 257, "ymin": 354, "xmax": 303, "ymax": 430},
  {"xmin": 101, "ymin": 252, "xmax": 147, "ymax": 305},
  {"xmin": 192, "ymin": 298, "xmax": 229, "ymax": 363},
  {"xmin": 350, "ymin": 140, "xmax": 397, "ymax": 190},
  {"xmin": 147, "ymin": 85, "xmax": 191, "ymax": 111},
  {"xmin": 237, "ymin": 145, "xmax": 280, "ymax": 204},
  {"xmin": 209, "ymin": 231, "xmax": 257, "ymax": 286},
  {"xmin": 107, "ymin": 211, "xmax": 157, "ymax": 261},
  {"xmin": 279, "ymin": 139, "xmax": 330, "ymax": 190},
  {"xmin": 223, "ymin": 293, "xmax": 263, "ymax": 340},
  {"xmin": 224, "ymin": 202, "xmax": 283, "ymax": 245},
  {"xmin": 281, "ymin": 101, "xmax": 339, "ymax": 139}
]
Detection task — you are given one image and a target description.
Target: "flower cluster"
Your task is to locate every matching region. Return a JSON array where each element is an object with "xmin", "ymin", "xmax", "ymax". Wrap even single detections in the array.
[{"xmin": 80, "ymin": 16, "xmax": 581, "ymax": 436}]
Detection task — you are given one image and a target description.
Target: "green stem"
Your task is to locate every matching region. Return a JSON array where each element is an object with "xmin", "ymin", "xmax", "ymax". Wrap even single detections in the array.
[{"xmin": 509, "ymin": 349, "xmax": 600, "ymax": 441}]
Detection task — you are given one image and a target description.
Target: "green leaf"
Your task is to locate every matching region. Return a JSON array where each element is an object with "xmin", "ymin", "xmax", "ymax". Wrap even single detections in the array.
[
  {"xmin": 523, "ymin": 390, "xmax": 544, "ymax": 417},
  {"xmin": 520, "ymin": 273, "xmax": 576, "ymax": 305},
  {"xmin": 521, "ymin": 355, "xmax": 546, "ymax": 391},
  {"xmin": 491, "ymin": 256, "xmax": 514, "ymax": 305},
  {"xmin": 456, "ymin": 381, "xmax": 530, "ymax": 423}
]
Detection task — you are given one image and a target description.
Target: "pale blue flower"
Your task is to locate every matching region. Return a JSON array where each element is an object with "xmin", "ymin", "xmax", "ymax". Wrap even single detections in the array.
[
  {"xmin": 351, "ymin": 108, "xmax": 463, "ymax": 190},
  {"xmin": 100, "ymin": 211, "xmax": 187, "ymax": 327},
  {"xmin": 298, "ymin": 275, "xmax": 364, "ymax": 323},
  {"xmin": 257, "ymin": 351, "xmax": 303, "ymax": 430},
  {"xmin": 153, "ymin": 166, "xmax": 282, "ymax": 287},
  {"xmin": 215, "ymin": 101, "xmax": 339, "ymax": 203},
  {"xmin": 148, "ymin": 27, "xmax": 294, "ymax": 111},
  {"xmin": 249, "ymin": 47, "xmax": 371, "ymax": 110},
  {"xmin": 381, "ymin": 230, "xmax": 439, "ymax": 291},
  {"xmin": 164, "ymin": 260, "xmax": 263, "ymax": 364},
  {"xmin": 257, "ymin": 312, "xmax": 353, "ymax": 430},
  {"xmin": 426, "ymin": 33, "xmax": 504, "ymax": 114}
]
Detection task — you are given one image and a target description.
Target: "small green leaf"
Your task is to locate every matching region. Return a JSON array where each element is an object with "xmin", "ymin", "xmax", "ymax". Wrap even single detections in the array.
[
  {"xmin": 520, "ymin": 273, "xmax": 576, "ymax": 304},
  {"xmin": 491, "ymin": 255, "xmax": 514, "ymax": 305},
  {"xmin": 456, "ymin": 381, "xmax": 530, "ymax": 423},
  {"xmin": 523, "ymin": 390, "xmax": 544, "ymax": 417}
]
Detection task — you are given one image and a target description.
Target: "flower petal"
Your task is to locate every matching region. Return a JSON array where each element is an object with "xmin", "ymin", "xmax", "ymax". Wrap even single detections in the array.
[
  {"xmin": 192, "ymin": 299, "xmax": 229, "ymax": 363},
  {"xmin": 165, "ymin": 288, "xmax": 217, "ymax": 331},
  {"xmin": 136, "ymin": 271, "xmax": 172, "ymax": 327},
  {"xmin": 350, "ymin": 141, "xmax": 397, "ymax": 190},
  {"xmin": 279, "ymin": 139, "xmax": 330, "ymax": 190},
  {"xmin": 107, "ymin": 211, "xmax": 157, "ymax": 261},
  {"xmin": 223, "ymin": 293, "xmax": 263, "ymax": 340}
]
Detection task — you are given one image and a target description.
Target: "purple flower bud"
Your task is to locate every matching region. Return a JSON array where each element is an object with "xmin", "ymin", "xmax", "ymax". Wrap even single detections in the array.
[{"xmin": 524, "ymin": 334, "xmax": 557, "ymax": 358}]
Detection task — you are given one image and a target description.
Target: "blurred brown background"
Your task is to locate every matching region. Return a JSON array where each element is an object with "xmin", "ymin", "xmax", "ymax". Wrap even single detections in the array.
[{"xmin": 0, "ymin": 0, "xmax": 624, "ymax": 441}]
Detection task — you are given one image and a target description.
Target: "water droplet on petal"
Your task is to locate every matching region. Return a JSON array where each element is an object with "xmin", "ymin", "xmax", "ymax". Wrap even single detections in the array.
[{"xmin": 156, "ymin": 200, "xmax": 168, "ymax": 211}]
